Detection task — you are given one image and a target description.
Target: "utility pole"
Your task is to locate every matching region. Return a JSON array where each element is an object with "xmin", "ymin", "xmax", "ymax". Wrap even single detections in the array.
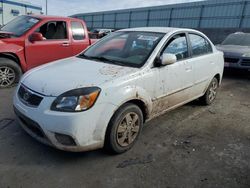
[{"xmin": 46, "ymin": 0, "xmax": 48, "ymax": 15}]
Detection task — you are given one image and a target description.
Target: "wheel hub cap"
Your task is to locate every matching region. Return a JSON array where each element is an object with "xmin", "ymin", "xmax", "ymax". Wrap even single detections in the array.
[
  {"xmin": 208, "ymin": 80, "xmax": 218, "ymax": 102},
  {"xmin": 116, "ymin": 112, "xmax": 140, "ymax": 147},
  {"xmin": 0, "ymin": 66, "xmax": 15, "ymax": 87}
]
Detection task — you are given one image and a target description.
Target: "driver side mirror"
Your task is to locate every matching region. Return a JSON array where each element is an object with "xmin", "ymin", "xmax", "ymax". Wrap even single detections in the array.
[
  {"xmin": 161, "ymin": 53, "xmax": 177, "ymax": 66},
  {"xmin": 29, "ymin": 32, "xmax": 44, "ymax": 43}
]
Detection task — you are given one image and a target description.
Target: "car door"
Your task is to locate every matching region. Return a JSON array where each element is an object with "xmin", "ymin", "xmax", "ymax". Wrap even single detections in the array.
[
  {"xmin": 187, "ymin": 33, "xmax": 214, "ymax": 96},
  {"xmin": 151, "ymin": 33, "xmax": 195, "ymax": 115},
  {"xmin": 25, "ymin": 21, "xmax": 73, "ymax": 70},
  {"xmin": 70, "ymin": 21, "xmax": 90, "ymax": 55}
]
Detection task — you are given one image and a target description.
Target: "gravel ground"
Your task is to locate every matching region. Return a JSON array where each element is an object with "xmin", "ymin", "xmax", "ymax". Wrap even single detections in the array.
[{"xmin": 0, "ymin": 69, "xmax": 249, "ymax": 188}]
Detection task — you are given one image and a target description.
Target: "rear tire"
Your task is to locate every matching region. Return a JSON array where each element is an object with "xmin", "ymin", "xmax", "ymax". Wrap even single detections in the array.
[
  {"xmin": 0, "ymin": 58, "xmax": 22, "ymax": 88},
  {"xmin": 200, "ymin": 77, "xmax": 219, "ymax": 105},
  {"xmin": 104, "ymin": 103, "xmax": 143, "ymax": 154}
]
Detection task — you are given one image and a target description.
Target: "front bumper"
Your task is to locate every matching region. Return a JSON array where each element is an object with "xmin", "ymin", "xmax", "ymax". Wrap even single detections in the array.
[
  {"xmin": 13, "ymin": 86, "xmax": 117, "ymax": 152},
  {"xmin": 224, "ymin": 56, "xmax": 250, "ymax": 69}
]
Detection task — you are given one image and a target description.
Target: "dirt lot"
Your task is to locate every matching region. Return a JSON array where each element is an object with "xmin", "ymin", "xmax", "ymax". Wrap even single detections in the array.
[{"xmin": 0, "ymin": 69, "xmax": 249, "ymax": 188}]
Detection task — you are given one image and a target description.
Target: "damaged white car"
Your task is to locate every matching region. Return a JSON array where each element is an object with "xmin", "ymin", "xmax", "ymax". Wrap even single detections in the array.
[{"xmin": 13, "ymin": 27, "xmax": 224, "ymax": 154}]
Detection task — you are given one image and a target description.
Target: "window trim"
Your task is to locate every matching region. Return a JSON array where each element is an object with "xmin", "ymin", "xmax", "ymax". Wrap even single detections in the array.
[
  {"xmin": 71, "ymin": 21, "xmax": 86, "ymax": 41},
  {"xmin": 187, "ymin": 32, "xmax": 213, "ymax": 58}
]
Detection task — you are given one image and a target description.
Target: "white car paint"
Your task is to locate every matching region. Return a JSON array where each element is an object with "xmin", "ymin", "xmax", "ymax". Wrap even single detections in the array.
[
  {"xmin": 21, "ymin": 57, "xmax": 138, "ymax": 96},
  {"xmin": 13, "ymin": 27, "xmax": 224, "ymax": 152}
]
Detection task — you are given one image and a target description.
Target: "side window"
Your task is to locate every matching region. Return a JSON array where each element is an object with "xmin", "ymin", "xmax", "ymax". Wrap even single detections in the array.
[
  {"xmin": 189, "ymin": 34, "xmax": 212, "ymax": 56},
  {"xmin": 36, "ymin": 21, "xmax": 67, "ymax": 40},
  {"xmin": 71, "ymin": 21, "xmax": 85, "ymax": 40},
  {"xmin": 163, "ymin": 34, "xmax": 189, "ymax": 61}
]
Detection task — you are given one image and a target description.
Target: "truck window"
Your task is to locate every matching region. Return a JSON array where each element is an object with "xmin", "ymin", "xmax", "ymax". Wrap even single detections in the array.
[
  {"xmin": 36, "ymin": 21, "xmax": 68, "ymax": 40},
  {"xmin": 71, "ymin": 21, "xmax": 85, "ymax": 40}
]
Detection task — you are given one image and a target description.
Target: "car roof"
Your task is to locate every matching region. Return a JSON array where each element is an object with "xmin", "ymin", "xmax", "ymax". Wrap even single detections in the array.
[
  {"xmin": 119, "ymin": 27, "xmax": 198, "ymax": 34},
  {"xmin": 95, "ymin": 28, "xmax": 113, "ymax": 30},
  {"xmin": 232, "ymin": 32, "xmax": 250, "ymax": 35},
  {"xmin": 30, "ymin": 15, "xmax": 79, "ymax": 21}
]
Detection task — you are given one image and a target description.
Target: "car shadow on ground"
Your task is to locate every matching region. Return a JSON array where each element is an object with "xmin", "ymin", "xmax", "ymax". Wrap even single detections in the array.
[
  {"xmin": 223, "ymin": 68, "xmax": 250, "ymax": 80},
  {"xmin": 0, "ymin": 120, "xmax": 111, "ymax": 165},
  {"xmin": 187, "ymin": 68, "xmax": 249, "ymax": 107}
]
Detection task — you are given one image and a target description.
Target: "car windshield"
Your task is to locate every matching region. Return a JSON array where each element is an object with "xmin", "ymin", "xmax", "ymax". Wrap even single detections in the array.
[
  {"xmin": 79, "ymin": 31, "xmax": 165, "ymax": 68},
  {"xmin": 222, "ymin": 33, "xmax": 250, "ymax": 46},
  {"xmin": 0, "ymin": 15, "xmax": 40, "ymax": 37}
]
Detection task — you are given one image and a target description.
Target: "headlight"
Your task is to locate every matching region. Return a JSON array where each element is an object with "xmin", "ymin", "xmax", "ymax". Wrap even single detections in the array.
[
  {"xmin": 51, "ymin": 87, "xmax": 101, "ymax": 112},
  {"xmin": 242, "ymin": 52, "xmax": 250, "ymax": 57}
]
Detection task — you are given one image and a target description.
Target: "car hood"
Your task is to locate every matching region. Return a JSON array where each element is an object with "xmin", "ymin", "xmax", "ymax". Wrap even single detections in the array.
[
  {"xmin": 216, "ymin": 44, "xmax": 250, "ymax": 56},
  {"xmin": 0, "ymin": 31, "xmax": 15, "ymax": 39},
  {"xmin": 21, "ymin": 57, "xmax": 138, "ymax": 96}
]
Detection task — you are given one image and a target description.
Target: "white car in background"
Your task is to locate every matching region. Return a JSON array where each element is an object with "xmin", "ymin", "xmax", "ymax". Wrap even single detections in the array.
[{"xmin": 13, "ymin": 27, "xmax": 224, "ymax": 154}]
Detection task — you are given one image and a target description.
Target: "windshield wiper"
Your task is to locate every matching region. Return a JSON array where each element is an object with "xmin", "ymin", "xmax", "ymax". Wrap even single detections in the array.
[
  {"xmin": 78, "ymin": 54, "xmax": 125, "ymax": 66},
  {"xmin": 77, "ymin": 54, "xmax": 96, "ymax": 60},
  {"xmin": 92, "ymin": 56, "xmax": 126, "ymax": 66}
]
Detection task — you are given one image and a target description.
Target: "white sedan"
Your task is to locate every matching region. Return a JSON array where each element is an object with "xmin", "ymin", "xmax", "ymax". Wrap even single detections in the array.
[{"xmin": 13, "ymin": 27, "xmax": 224, "ymax": 154}]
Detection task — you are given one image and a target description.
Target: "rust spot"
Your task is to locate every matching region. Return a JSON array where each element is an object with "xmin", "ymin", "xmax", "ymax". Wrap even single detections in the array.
[
  {"xmin": 151, "ymin": 97, "xmax": 169, "ymax": 116},
  {"xmin": 150, "ymin": 90, "xmax": 190, "ymax": 118}
]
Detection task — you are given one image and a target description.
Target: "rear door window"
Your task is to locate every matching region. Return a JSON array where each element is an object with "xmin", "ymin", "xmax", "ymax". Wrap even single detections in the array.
[
  {"xmin": 189, "ymin": 34, "xmax": 212, "ymax": 56},
  {"xmin": 71, "ymin": 21, "xmax": 85, "ymax": 40}
]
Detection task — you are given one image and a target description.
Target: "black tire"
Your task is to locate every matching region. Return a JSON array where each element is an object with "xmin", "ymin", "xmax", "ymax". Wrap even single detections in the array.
[
  {"xmin": 104, "ymin": 103, "xmax": 143, "ymax": 154},
  {"xmin": 0, "ymin": 58, "xmax": 22, "ymax": 88},
  {"xmin": 200, "ymin": 77, "xmax": 219, "ymax": 105}
]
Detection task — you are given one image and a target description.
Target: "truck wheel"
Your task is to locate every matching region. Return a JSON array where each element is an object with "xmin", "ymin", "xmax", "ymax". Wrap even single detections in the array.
[
  {"xmin": 104, "ymin": 103, "xmax": 143, "ymax": 154},
  {"xmin": 200, "ymin": 77, "xmax": 219, "ymax": 105},
  {"xmin": 0, "ymin": 58, "xmax": 22, "ymax": 88}
]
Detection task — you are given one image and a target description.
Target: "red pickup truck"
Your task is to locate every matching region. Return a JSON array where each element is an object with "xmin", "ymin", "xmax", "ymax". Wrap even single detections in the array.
[{"xmin": 0, "ymin": 15, "xmax": 96, "ymax": 88}]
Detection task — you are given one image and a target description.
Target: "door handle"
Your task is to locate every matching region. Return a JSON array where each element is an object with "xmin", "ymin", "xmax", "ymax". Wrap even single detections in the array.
[
  {"xmin": 184, "ymin": 61, "xmax": 192, "ymax": 71},
  {"xmin": 185, "ymin": 66, "xmax": 192, "ymax": 71},
  {"xmin": 62, "ymin": 42, "xmax": 70, "ymax": 47}
]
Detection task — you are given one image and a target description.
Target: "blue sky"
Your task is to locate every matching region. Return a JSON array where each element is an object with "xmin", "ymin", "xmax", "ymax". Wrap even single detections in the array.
[{"xmin": 32, "ymin": 0, "xmax": 202, "ymax": 16}]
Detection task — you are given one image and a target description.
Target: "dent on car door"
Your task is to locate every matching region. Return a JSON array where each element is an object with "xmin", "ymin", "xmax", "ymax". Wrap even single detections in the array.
[{"xmin": 151, "ymin": 33, "xmax": 195, "ymax": 116}]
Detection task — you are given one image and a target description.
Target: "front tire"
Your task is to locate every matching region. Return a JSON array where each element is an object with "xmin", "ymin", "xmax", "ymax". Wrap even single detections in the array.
[
  {"xmin": 104, "ymin": 103, "xmax": 143, "ymax": 154},
  {"xmin": 0, "ymin": 58, "xmax": 22, "ymax": 88},
  {"xmin": 200, "ymin": 77, "xmax": 219, "ymax": 105}
]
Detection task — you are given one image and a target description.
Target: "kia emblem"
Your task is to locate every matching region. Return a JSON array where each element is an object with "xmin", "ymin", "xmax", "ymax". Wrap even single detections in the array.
[{"xmin": 23, "ymin": 91, "xmax": 30, "ymax": 101}]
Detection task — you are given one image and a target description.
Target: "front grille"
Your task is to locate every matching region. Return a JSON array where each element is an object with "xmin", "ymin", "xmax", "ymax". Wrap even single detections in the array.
[
  {"xmin": 18, "ymin": 85, "xmax": 43, "ymax": 107},
  {"xmin": 14, "ymin": 107, "xmax": 45, "ymax": 138},
  {"xmin": 241, "ymin": 59, "xmax": 250, "ymax": 66},
  {"xmin": 224, "ymin": 57, "xmax": 239, "ymax": 64}
]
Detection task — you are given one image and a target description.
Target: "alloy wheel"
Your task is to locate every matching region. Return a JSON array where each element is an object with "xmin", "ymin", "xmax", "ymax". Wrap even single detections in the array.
[
  {"xmin": 116, "ymin": 112, "xmax": 140, "ymax": 147},
  {"xmin": 0, "ymin": 66, "xmax": 16, "ymax": 87},
  {"xmin": 208, "ymin": 79, "xmax": 218, "ymax": 102}
]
